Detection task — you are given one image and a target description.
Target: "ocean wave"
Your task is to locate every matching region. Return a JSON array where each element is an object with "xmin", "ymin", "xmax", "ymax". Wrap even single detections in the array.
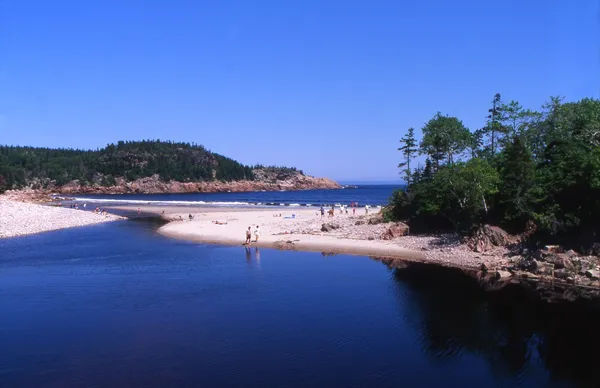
[{"xmin": 66, "ymin": 197, "xmax": 383, "ymax": 208}]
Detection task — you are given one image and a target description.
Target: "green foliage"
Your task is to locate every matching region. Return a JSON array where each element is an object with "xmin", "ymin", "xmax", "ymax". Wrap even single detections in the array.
[
  {"xmin": 420, "ymin": 112, "xmax": 471, "ymax": 172},
  {"xmin": 496, "ymin": 136, "xmax": 536, "ymax": 229},
  {"xmin": 0, "ymin": 140, "xmax": 295, "ymax": 189},
  {"xmin": 391, "ymin": 95, "xmax": 600, "ymax": 238}
]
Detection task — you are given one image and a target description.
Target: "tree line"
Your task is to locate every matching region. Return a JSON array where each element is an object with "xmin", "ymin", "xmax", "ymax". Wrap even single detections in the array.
[
  {"xmin": 390, "ymin": 94, "xmax": 600, "ymax": 246},
  {"xmin": 0, "ymin": 140, "xmax": 297, "ymax": 191}
]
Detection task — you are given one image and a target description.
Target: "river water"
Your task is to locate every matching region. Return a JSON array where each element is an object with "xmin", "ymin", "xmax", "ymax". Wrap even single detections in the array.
[{"xmin": 1, "ymin": 220, "xmax": 599, "ymax": 387}]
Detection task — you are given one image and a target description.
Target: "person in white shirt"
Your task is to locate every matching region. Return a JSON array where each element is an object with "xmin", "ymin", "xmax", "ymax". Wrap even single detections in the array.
[{"xmin": 254, "ymin": 225, "xmax": 261, "ymax": 242}]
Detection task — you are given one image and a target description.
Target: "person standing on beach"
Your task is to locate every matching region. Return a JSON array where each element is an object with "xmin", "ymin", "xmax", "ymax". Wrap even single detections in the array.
[
  {"xmin": 320, "ymin": 206, "xmax": 325, "ymax": 217},
  {"xmin": 245, "ymin": 226, "xmax": 252, "ymax": 245},
  {"xmin": 254, "ymin": 225, "xmax": 260, "ymax": 242}
]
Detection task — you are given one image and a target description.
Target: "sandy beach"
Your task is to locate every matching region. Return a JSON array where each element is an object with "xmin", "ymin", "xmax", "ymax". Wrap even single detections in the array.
[
  {"xmin": 0, "ymin": 198, "xmax": 124, "ymax": 238},
  {"xmin": 114, "ymin": 205, "xmax": 507, "ymax": 269}
]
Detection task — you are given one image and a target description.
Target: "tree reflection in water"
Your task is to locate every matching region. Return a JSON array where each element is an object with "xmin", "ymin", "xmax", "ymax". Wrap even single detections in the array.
[{"xmin": 391, "ymin": 262, "xmax": 600, "ymax": 387}]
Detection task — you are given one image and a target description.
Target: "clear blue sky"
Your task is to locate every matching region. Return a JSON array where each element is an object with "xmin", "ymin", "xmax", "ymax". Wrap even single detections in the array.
[{"xmin": 1, "ymin": 0, "xmax": 598, "ymax": 182}]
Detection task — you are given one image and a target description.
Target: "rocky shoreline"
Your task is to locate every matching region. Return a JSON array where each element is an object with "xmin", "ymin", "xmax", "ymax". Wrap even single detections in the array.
[
  {"xmin": 287, "ymin": 212, "xmax": 600, "ymax": 302},
  {"xmin": 12, "ymin": 172, "xmax": 341, "ymax": 196}
]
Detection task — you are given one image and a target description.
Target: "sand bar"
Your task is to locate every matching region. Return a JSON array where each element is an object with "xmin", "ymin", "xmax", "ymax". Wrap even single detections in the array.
[
  {"xmin": 113, "ymin": 205, "xmax": 505, "ymax": 269},
  {"xmin": 0, "ymin": 198, "xmax": 124, "ymax": 238}
]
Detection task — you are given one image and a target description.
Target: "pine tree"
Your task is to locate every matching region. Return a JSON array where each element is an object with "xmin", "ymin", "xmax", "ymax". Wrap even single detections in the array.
[
  {"xmin": 398, "ymin": 127, "xmax": 418, "ymax": 187},
  {"xmin": 498, "ymin": 136, "xmax": 536, "ymax": 228}
]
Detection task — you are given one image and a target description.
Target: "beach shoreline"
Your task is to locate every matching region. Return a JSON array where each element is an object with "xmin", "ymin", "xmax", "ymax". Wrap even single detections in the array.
[
  {"xmin": 0, "ymin": 197, "xmax": 125, "ymax": 239},
  {"xmin": 111, "ymin": 205, "xmax": 505, "ymax": 270}
]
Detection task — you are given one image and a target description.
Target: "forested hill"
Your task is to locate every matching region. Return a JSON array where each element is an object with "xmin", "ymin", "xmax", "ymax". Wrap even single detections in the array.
[{"xmin": 0, "ymin": 140, "xmax": 330, "ymax": 193}]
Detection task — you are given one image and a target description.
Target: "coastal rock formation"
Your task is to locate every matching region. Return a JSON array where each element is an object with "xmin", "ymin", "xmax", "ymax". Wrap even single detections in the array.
[
  {"xmin": 381, "ymin": 222, "xmax": 409, "ymax": 240},
  {"xmin": 21, "ymin": 169, "xmax": 340, "ymax": 196},
  {"xmin": 466, "ymin": 224, "xmax": 515, "ymax": 253}
]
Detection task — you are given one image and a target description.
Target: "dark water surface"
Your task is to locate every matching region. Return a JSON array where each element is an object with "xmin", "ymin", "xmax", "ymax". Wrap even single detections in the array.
[{"xmin": 1, "ymin": 221, "xmax": 599, "ymax": 387}]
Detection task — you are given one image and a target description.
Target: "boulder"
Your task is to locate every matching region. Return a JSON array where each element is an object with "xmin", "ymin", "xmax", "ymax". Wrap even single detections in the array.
[
  {"xmin": 321, "ymin": 223, "xmax": 340, "ymax": 232},
  {"xmin": 381, "ymin": 222, "xmax": 409, "ymax": 240},
  {"xmin": 543, "ymin": 254, "xmax": 574, "ymax": 270},
  {"xmin": 368, "ymin": 216, "xmax": 384, "ymax": 225},
  {"xmin": 533, "ymin": 260, "xmax": 554, "ymax": 276},
  {"xmin": 495, "ymin": 270, "xmax": 512, "ymax": 280},
  {"xmin": 354, "ymin": 220, "xmax": 365, "ymax": 226},
  {"xmin": 592, "ymin": 243, "xmax": 600, "ymax": 256},
  {"xmin": 468, "ymin": 224, "xmax": 514, "ymax": 253},
  {"xmin": 565, "ymin": 249, "xmax": 579, "ymax": 258},
  {"xmin": 585, "ymin": 269, "xmax": 600, "ymax": 280},
  {"xmin": 554, "ymin": 269, "xmax": 570, "ymax": 280}
]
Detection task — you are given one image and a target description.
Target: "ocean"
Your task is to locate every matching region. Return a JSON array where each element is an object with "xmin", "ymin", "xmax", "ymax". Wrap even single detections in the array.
[
  {"xmin": 63, "ymin": 184, "xmax": 400, "ymax": 208},
  {"xmin": 1, "ymin": 187, "xmax": 599, "ymax": 387}
]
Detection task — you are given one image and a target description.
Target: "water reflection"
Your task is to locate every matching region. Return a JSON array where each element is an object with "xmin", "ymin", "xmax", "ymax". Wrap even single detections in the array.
[
  {"xmin": 244, "ymin": 247, "xmax": 261, "ymax": 267},
  {"xmin": 392, "ymin": 262, "xmax": 600, "ymax": 387}
]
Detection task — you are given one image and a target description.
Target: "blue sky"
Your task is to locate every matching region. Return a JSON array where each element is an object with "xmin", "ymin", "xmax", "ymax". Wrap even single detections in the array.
[{"xmin": 1, "ymin": 0, "xmax": 598, "ymax": 182}]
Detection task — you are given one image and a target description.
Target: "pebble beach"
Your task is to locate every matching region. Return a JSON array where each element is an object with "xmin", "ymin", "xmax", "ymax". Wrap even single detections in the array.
[{"xmin": 0, "ymin": 198, "xmax": 124, "ymax": 238}]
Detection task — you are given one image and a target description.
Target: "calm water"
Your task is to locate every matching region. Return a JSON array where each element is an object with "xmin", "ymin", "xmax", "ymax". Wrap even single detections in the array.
[
  {"xmin": 67, "ymin": 184, "xmax": 400, "ymax": 208},
  {"xmin": 1, "ymin": 221, "xmax": 600, "ymax": 387}
]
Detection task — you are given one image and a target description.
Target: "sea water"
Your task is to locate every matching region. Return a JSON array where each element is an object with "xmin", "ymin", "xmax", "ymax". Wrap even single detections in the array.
[
  {"xmin": 63, "ymin": 184, "xmax": 400, "ymax": 208},
  {"xmin": 0, "ymin": 220, "xmax": 597, "ymax": 387}
]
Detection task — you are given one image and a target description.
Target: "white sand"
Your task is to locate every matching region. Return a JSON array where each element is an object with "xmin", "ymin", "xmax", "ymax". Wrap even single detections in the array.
[{"xmin": 0, "ymin": 198, "xmax": 124, "ymax": 238}]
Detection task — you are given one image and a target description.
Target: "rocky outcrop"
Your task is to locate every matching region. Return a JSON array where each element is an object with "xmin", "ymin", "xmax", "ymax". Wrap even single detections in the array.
[
  {"xmin": 381, "ymin": 222, "xmax": 409, "ymax": 240},
  {"xmin": 27, "ymin": 170, "xmax": 340, "ymax": 195},
  {"xmin": 466, "ymin": 224, "xmax": 516, "ymax": 253}
]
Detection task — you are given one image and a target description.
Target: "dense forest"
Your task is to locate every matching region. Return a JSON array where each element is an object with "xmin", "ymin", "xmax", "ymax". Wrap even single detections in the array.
[
  {"xmin": 0, "ymin": 140, "xmax": 300, "ymax": 191},
  {"xmin": 389, "ymin": 95, "xmax": 600, "ymax": 248}
]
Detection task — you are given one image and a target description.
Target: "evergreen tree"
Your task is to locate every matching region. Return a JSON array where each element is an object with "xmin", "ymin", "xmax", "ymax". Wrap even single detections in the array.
[
  {"xmin": 497, "ymin": 136, "xmax": 536, "ymax": 229},
  {"xmin": 398, "ymin": 127, "xmax": 418, "ymax": 187}
]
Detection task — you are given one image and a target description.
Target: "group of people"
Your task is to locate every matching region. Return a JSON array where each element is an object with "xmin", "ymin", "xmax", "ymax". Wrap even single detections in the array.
[
  {"xmin": 245, "ymin": 225, "xmax": 260, "ymax": 245},
  {"xmin": 319, "ymin": 202, "xmax": 367, "ymax": 217}
]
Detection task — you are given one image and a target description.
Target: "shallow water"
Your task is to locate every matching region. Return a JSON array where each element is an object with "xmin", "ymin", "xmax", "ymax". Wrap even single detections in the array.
[{"xmin": 1, "ymin": 221, "xmax": 598, "ymax": 387}]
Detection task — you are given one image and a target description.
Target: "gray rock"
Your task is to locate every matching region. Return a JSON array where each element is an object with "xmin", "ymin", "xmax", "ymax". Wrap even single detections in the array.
[
  {"xmin": 585, "ymin": 269, "xmax": 600, "ymax": 280},
  {"xmin": 533, "ymin": 260, "xmax": 554, "ymax": 276},
  {"xmin": 354, "ymin": 220, "xmax": 365, "ymax": 225},
  {"xmin": 554, "ymin": 269, "xmax": 570, "ymax": 280},
  {"xmin": 565, "ymin": 249, "xmax": 578, "ymax": 258},
  {"xmin": 495, "ymin": 270, "xmax": 512, "ymax": 280},
  {"xmin": 367, "ymin": 216, "xmax": 384, "ymax": 225},
  {"xmin": 321, "ymin": 223, "xmax": 340, "ymax": 232},
  {"xmin": 544, "ymin": 254, "xmax": 574, "ymax": 270}
]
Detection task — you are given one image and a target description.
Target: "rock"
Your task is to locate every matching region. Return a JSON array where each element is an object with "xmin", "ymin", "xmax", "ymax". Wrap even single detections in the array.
[
  {"xmin": 467, "ymin": 224, "xmax": 514, "ymax": 253},
  {"xmin": 544, "ymin": 245, "xmax": 563, "ymax": 253},
  {"xmin": 321, "ymin": 223, "xmax": 339, "ymax": 232},
  {"xmin": 381, "ymin": 222, "xmax": 409, "ymax": 240},
  {"xmin": 367, "ymin": 216, "xmax": 384, "ymax": 225},
  {"xmin": 543, "ymin": 254, "xmax": 574, "ymax": 270},
  {"xmin": 495, "ymin": 270, "xmax": 512, "ymax": 280},
  {"xmin": 565, "ymin": 249, "xmax": 578, "ymax": 258},
  {"xmin": 592, "ymin": 243, "xmax": 600, "ymax": 256},
  {"xmin": 480, "ymin": 262, "xmax": 489, "ymax": 272},
  {"xmin": 585, "ymin": 269, "xmax": 600, "ymax": 280},
  {"xmin": 533, "ymin": 260, "xmax": 554, "ymax": 276},
  {"xmin": 354, "ymin": 220, "xmax": 365, "ymax": 225},
  {"xmin": 554, "ymin": 269, "xmax": 570, "ymax": 280},
  {"xmin": 367, "ymin": 236, "xmax": 375, "ymax": 241}
]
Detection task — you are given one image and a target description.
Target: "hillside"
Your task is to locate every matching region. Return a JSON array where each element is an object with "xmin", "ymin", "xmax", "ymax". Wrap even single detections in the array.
[{"xmin": 0, "ymin": 140, "xmax": 340, "ymax": 194}]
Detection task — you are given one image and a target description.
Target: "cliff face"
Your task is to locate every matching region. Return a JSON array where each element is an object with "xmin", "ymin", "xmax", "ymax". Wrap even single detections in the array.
[{"xmin": 41, "ymin": 169, "xmax": 340, "ymax": 195}]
